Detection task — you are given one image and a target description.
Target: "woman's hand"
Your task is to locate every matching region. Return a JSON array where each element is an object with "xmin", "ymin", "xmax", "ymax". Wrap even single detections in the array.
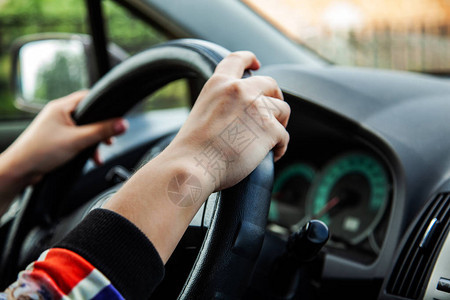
[
  {"xmin": 0, "ymin": 91, "xmax": 128, "ymax": 212},
  {"xmin": 169, "ymin": 51, "xmax": 290, "ymax": 192},
  {"xmin": 104, "ymin": 51, "xmax": 290, "ymax": 262}
]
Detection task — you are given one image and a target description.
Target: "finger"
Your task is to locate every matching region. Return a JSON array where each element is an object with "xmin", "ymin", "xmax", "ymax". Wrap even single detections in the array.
[
  {"xmin": 244, "ymin": 76, "xmax": 283, "ymax": 100},
  {"xmin": 104, "ymin": 137, "xmax": 115, "ymax": 145},
  {"xmin": 55, "ymin": 90, "xmax": 89, "ymax": 112},
  {"xmin": 263, "ymin": 96, "xmax": 290, "ymax": 128},
  {"xmin": 271, "ymin": 123, "xmax": 290, "ymax": 162},
  {"xmin": 215, "ymin": 51, "xmax": 260, "ymax": 78},
  {"xmin": 266, "ymin": 96, "xmax": 290, "ymax": 128},
  {"xmin": 92, "ymin": 149, "xmax": 103, "ymax": 166},
  {"xmin": 246, "ymin": 95, "xmax": 290, "ymax": 130},
  {"xmin": 74, "ymin": 118, "xmax": 128, "ymax": 150}
]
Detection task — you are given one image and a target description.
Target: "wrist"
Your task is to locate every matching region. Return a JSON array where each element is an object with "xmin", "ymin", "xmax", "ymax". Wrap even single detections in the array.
[
  {"xmin": 165, "ymin": 135, "xmax": 236, "ymax": 193},
  {"xmin": 164, "ymin": 156, "xmax": 215, "ymax": 207},
  {"xmin": 159, "ymin": 142, "xmax": 217, "ymax": 196},
  {"xmin": 103, "ymin": 146, "xmax": 215, "ymax": 263}
]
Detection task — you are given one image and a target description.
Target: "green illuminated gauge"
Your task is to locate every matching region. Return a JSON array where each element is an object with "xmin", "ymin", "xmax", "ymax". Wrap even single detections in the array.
[
  {"xmin": 306, "ymin": 153, "xmax": 390, "ymax": 245},
  {"xmin": 269, "ymin": 163, "xmax": 316, "ymax": 228}
]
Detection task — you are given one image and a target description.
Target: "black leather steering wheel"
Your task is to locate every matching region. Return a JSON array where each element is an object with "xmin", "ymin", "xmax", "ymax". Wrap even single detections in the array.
[{"xmin": 0, "ymin": 39, "xmax": 274, "ymax": 299}]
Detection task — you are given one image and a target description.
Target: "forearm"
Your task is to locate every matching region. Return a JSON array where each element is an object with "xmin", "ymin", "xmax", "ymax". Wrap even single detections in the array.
[
  {"xmin": 2, "ymin": 149, "xmax": 211, "ymax": 299},
  {"xmin": 103, "ymin": 143, "xmax": 215, "ymax": 263},
  {"xmin": 0, "ymin": 91, "xmax": 128, "ymax": 217}
]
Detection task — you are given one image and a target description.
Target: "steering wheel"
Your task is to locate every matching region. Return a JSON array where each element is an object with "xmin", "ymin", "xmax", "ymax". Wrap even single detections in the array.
[{"xmin": 0, "ymin": 39, "xmax": 274, "ymax": 299}]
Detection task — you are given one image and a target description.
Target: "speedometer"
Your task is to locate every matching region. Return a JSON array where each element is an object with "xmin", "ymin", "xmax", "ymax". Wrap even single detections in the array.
[{"xmin": 305, "ymin": 153, "xmax": 390, "ymax": 245}]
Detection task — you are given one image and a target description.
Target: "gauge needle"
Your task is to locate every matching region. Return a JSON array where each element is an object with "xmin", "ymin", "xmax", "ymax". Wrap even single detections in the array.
[
  {"xmin": 272, "ymin": 192, "xmax": 283, "ymax": 200},
  {"xmin": 313, "ymin": 196, "xmax": 341, "ymax": 220},
  {"xmin": 290, "ymin": 196, "xmax": 341, "ymax": 233}
]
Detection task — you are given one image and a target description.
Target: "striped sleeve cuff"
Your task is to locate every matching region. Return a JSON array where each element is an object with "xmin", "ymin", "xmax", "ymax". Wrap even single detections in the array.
[
  {"xmin": 55, "ymin": 209, "xmax": 165, "ymax": 300},
  {"xmin": 6, "ymin": 248, "xmax": 124, "ymax": 299}
]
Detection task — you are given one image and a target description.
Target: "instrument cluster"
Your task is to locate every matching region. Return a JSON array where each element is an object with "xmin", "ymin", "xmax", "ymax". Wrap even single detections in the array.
[{"xmin": 268, "ymin": 101, "xmax": 393, "ymax": 263}]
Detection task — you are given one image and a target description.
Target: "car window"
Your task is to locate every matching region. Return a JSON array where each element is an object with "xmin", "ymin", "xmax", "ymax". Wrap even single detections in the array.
[
  {"xmin": 103, "ymin": 0, "xmax": 190, "ymax": 112},
  {"xmin": 243, "ymin": 0, "xmax": 450, "ymax": 75},
  {"xmin": 103, "ymin": 0, "xmax": 167, "ymax": 55},
  {"xmin": 0, "ymin": 0, "xmax": 190, "ymax": 121}
]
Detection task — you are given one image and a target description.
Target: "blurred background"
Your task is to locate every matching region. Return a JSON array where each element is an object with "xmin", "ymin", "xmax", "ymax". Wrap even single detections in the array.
[
  {"xmin": 244, "ymin": 0, "xmax": 450, "ymax": 73},
  {"xmin": 0, "ymin": 0, "xmax": 165, "ymax": 118}
]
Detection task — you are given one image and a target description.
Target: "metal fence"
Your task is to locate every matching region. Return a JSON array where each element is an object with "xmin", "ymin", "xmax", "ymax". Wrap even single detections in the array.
[{"xmin": 303, "ymin": 22, "xmax": 450, "ymax": 73}]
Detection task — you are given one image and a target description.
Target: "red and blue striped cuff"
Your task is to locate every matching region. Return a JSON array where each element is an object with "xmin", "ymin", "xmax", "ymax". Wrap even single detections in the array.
[{"xmin": 7, "ymin": 248, "xmax": 124, "ymax": 300}]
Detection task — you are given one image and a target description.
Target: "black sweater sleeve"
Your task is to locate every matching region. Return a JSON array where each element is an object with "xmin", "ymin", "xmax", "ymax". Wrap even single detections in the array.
[{"xmin": 54, "ymin": 208, "xmax": 164, "ymax": 300}]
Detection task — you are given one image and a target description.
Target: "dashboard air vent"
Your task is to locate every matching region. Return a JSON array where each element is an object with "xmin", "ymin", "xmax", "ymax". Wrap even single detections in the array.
[{"xmin": 386, "ymin": 193, "xmax": 450, "ymax": 299}]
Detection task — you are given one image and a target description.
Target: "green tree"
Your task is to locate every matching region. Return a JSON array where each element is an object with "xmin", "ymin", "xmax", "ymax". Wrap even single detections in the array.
[
  {"xmin": 0, "ymin": 0, "xmax": 86, "ymax": 117},
  {"xmin": 0, "ymin": 0, "xmax": 171, "ymax": 117},
  {"xmin": 34, "ymin": 50, "xmax": 88, "ymax": 102}
]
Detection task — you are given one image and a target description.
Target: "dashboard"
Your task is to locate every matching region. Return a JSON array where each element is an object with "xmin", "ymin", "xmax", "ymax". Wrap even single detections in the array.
[
  {"xmin": 268, "ymin": 96, "xmax": 392, "ymax": 264},
  {"xmin": 83, "ymin": 64, "xmax": 450, "ymax": 299},
  {"xmin": 254, "ymin": 64, "xmax": 450, "ymax": 299}
]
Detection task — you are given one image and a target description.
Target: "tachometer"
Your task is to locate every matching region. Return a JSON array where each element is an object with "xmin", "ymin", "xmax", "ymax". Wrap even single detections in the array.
[
  {"xmin": 269, "ymin": 163, "xmax": 316, "ymax": 228},
  {"xmin": 304, "ymin": 153, "xmax": 390, "ymax": 245}
]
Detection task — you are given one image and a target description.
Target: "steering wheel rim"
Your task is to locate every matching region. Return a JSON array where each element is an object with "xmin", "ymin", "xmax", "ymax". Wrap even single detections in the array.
[{"xmin": 0, "ymin": 39, "xmax": 274, "ymax": 299}]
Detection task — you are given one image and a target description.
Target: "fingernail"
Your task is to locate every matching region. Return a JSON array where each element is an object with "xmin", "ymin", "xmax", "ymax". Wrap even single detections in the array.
[
  {"xmin": 106, "ymin": 137, "xmax": 115, "ymax": 145},
  {"xmin": 114, "ymin": 119, "xmax": 128, "ymax": 134}
]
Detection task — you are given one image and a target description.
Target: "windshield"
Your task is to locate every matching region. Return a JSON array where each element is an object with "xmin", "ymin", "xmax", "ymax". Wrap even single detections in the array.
[{"xmin": 243, "ymin": 0, "xmax": 450, "ymax": 74}]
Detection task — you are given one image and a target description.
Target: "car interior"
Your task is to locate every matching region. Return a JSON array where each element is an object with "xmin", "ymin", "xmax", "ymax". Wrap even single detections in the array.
[{"xmin": 0, "ymin": 1, "xmax": 449, "ymax": 300}]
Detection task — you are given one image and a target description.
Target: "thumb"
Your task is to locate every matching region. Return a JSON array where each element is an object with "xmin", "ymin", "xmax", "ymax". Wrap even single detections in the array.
[{"xmin": 74, "ymin": 118, "xmax": 128, "ymax": 150}]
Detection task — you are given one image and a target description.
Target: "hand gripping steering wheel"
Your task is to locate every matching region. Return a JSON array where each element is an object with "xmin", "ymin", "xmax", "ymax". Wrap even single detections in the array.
[{"xmin": 0, "ymin": 39, "xmax": 274, "ymax": 299}]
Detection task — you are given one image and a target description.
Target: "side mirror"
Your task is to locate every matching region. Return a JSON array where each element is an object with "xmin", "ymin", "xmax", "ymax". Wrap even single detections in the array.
[{"xmin": 11, "ymin": 34, "xmax": 128, "ymax": 113}]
